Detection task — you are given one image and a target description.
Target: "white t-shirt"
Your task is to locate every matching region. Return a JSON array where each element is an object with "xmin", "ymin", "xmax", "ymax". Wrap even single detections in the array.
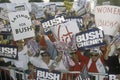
[
  {"xmin": 29, "ymin": 55, "xmax": 42, "ymax": 68},
  {"xmin": 29, "ymin": 55, "xmax": 68, "ymax": 72},
  {"xmin": 39, "ymin": 59, "xmax": 54, "ymax": 69},
  {"xmin": 4, "ymin": 45, "xmax": 29, "ymax": 70}
]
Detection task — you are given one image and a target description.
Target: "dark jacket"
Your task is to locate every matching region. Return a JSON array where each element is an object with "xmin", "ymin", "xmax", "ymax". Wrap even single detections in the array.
[{"xmin": 105, "ymin": 55, "xmax": 120, "ymax": 74}]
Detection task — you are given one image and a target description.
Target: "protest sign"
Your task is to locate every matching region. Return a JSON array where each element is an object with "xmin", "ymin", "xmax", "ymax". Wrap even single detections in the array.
[
  {"xmin": 76, "ymin": 28, "xmax": 105, "ymax": 50},
  {"xmin": 109, "ymin": 74, "xmax": 119, "ymax": 80},
  {"xmin": 0, "ymin": 4, "xmax": 9, "ymax": 20},
  {"xmin": 0, "ymin": 22, "xmax": 11, "ymax": 33},
  {"xmin": 95, "ymin": 5, "xmax": 120, "ymax": 36},
  {"xmin": 51, "ymin": 17, "xmax": 81, "ymax": 44},
  {"xmin": 36, "ymin": 68, "xmax": 61, "ymax": 80},
  {"xmin": 31, "ymin": 3, "xmax": 56, "ymax": 18},
  {"xmin": 72, "ymin": 0, "xmax": 87, "ymax": 16},
  {"xmin": 31, "ymin": 3, "xmax": 45, "ymax": 19},
  {"xmin": 42, "ymin": 16, "xmax": 66, "ymax": 35},
  {"xmin": 9, "ymin": 0, "xmax": 29, "ymax": 3},
  {"xmin": 27, "ymin": 39, "xmax": 39, "ymax": 56},
  {"xmin": 72, "ymin": 0, "xmax": 86, "ymax": 11},
  {"xmin": 0, "ymin": 44, "xmax": 18, "ymax": 60},
  {"xmin": 8, "ymin": 11, "xmax": 35, "ymax": 41},
  {"xmin": 14, "ymin": 3, "xmax": 31, "ymax": 11}
]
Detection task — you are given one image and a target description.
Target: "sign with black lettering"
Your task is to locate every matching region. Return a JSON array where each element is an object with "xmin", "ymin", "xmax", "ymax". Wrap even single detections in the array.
[
  {"xmin": 8, "ymin": 11, "xmax": 35, "ymax": 41},
  {"xmin": 76, "ymin": 28, "xmax": 105, "ymax": 50},
  {"xmin": 36, "ymin": 68, "xmax": 61, "ymax": 80},
  {"xmin": 0, "ymin": 44, "xmax": 18, "ymax": 59}
]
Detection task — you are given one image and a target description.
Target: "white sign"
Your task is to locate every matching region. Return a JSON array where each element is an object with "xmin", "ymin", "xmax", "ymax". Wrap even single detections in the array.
[
  {"xmin": 109, "ymin": 75, "xmax": 119, "ymax": 80},
  {"xmin": 8, "ymin": 11, "xmax": 35, "ymax": 41},
  {"xmin": 9, "ymin": 0, "xmax": 29, "ymax": 3},
  {"xmin": 0, "ymin": 4, "xmax": 9, "ymax": 20},
  {"xmin": 42, "ymin": 16, "xmax": 66, "ymax": 32},
  {"xmin": 95, "ymin": 5, "xmax": 120, "ymax": 36},
  {"xmin": 72, "ymin": 0, "xmax": 86, "ymax": 11},
  {"xmin": 52, "ymin": 18, "xmax": 80, "ymax": 44},
  {"xmin": 42, "ymin": 0, "xmax": 50, "ymax": 3}
]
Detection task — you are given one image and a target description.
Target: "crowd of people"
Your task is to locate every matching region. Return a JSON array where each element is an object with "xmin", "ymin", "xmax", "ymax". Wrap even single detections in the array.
[
  {"xmin": 0, "ymin": 27, "xmax": 120, "ymax": 80},
  {"xmin": 0, "ymin": 3, "xmax": 120, "ymax": 80}
]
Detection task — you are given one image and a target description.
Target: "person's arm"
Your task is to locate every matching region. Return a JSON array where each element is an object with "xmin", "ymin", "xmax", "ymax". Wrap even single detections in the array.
[
  {"xmin": 76, "ymin": 50, "xmax": 89, "ymax": 61},
  {"xmin": 48, "ymin": 52, "xmax": 63, "ymax": 72},
  {"xmin": 76, "ymin": 50, "xmax": 89, "ymax": 70},
  {"xmin": 104, "ymin": 46, "xmax": 111, "ymax": 60}
]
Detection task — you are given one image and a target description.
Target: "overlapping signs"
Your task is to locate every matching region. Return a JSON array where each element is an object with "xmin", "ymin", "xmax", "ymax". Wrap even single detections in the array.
[
  {"xmin": 31, "ymin": 3, "xmax": 56, "ymax": 19},
  {"xmin": 76, "ymin": 28, "xmax": 105, "ymax": 50},
  {"xmin": 36, "ymin": 68, "xmax": 61, "ymax": 80},
  {"xmin": 42, "ymin": 16, "xmax": 84, "ymax": 50}
]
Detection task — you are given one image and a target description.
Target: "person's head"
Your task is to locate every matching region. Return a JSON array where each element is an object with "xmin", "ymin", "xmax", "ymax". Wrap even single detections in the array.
[
  {"xmin": 28, "ymin": 62, "xmax": 35, "ymax": 72},
  {"xmin": 40, "ymin": 50, "xmax": 51, "ymax": 64},
  {"xmin": 90, "ymin": 48, "xmax": 101, "ymax": 61},
  {"xmin": 100, "ymin": 45, "xmax": 107, "ymax": 51},
  {"xmin": 16, "ymin": 40, "xmax": 25, "ymax": 51},
  {"xmin": 16, "ymin": 40, "xmax": 25, "ymax": 46},
  {"xmin": 70, "ymin": 50, "xmax": 77, "ymax": 59}
]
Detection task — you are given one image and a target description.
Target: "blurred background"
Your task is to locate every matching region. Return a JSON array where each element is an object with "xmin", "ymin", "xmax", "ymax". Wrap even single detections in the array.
[{"xmin": 0, "ymin": 0, "xmax": 120, "ymax": 6}]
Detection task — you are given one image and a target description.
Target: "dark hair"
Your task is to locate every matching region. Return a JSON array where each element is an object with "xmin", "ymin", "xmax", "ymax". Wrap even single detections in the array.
[
  {"xmin": 28, "ymin": 62, "xmax": 33, "ymax": 66},
  {"xmin": 41, "ymin": 51, "xmax": 50, "ymax": 56}
]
